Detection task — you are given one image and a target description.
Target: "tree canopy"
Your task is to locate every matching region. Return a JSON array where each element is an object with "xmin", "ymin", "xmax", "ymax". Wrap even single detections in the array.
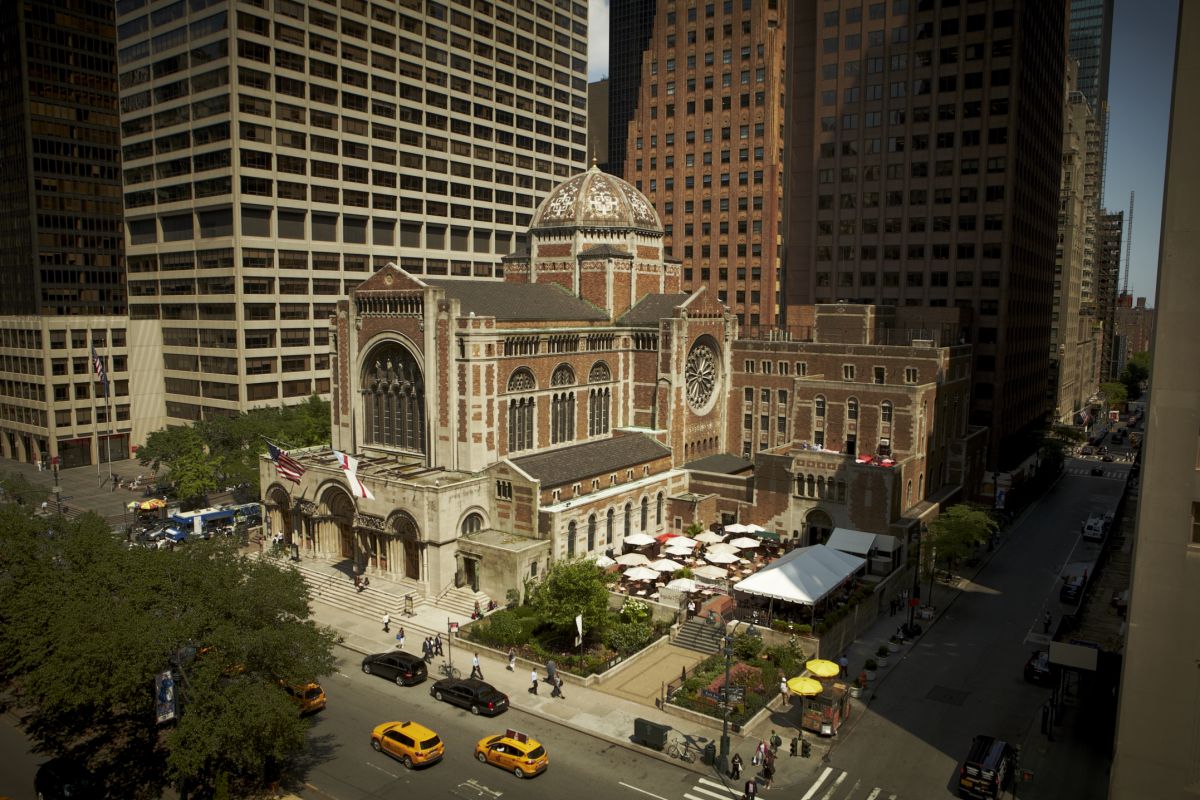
[
  {"xmin": 138, "ymin": 395, "xmax": 330, "ymax": 503},
  {"xmin": 1119, "ymin": 352, "xmax": 1150, "ymax": 402},
  {"xmin": 0, "ymin": 506, "xmax": 336, "ymax": 798},
  {"xmin": 528, "ymin": 558, "xmax": 616, "ymax": 645},
  {"xmin": 1101, "ymin": 381, "xmax": 1128, "ymax": 408},
  {"xmin": 925, "ymin": 504, "xmax": 998, "ymax": 574}
]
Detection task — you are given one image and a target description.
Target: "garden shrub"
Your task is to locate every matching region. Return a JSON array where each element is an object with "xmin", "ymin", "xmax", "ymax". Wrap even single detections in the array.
[
  {"xmin": 619, "ymin": 598, "xmax": 650, "ymax": 625},
  {"xmin": 733, "ymin": 632, "xmax": 764, "ymax": 660},
  {"xmin": 606, "ymin": 620, "xmax": 654, "ymax": 654}
]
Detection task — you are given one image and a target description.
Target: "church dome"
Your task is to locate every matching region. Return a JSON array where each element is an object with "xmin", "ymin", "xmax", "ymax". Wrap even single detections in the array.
[{"xmin": 530, "ymin": 164, "xmax": 663, "ymax": 234}]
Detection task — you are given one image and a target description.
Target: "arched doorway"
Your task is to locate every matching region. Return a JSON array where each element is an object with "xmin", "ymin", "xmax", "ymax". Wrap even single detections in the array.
[
  {"xmin": 805, "ymin": 508, "xmax": 834, "ymax": 546},
  {"xmin": 265, "ymin": 485, "xmax": 295, "ymax": 545},
  {"xmin": 390, "ymin": 511, "xmax": 422, "ymax": 581},
  {"xmin": 322, "ymin": 488, "xmax": 357, "ymax": 563}
]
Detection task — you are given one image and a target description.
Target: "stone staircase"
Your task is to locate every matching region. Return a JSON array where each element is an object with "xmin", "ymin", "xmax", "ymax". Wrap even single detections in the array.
[
  {"xmin": 436, "ymin": 583, "xmax": 494, "ymax": 619},
  {"xmin": 287, "ymin": 560, "xmax": 428, "ymax": 622},
  {"xmin": 673, "ymin": 616, "xmax": 723, "ymax": 655}
]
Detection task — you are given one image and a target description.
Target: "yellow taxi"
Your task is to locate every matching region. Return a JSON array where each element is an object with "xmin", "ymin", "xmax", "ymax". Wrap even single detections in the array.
[
  {"xmin": 371, "ymin": 721, "xmax": 444, "ymax": 769},
  {"xmin": 282, "ymin": 681, "xmax": 326, "ymax": 714},
  {"xmin": 474, "ymin": 730, "xmax": 549, "ymax": 778}
]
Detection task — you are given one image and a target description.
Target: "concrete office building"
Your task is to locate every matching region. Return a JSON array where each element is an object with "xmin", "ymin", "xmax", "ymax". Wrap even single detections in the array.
[
  {"xmin": 610, "ymin": 0, "xmax": 788, "ymax": 330},
  {"xmin": 0, "ymin": 1, "xmax": 159, "ymax": 467},
  {"xmin": 783, "ymin": 0, "xmax": 1066, "ymax": 469},
  {"xmin": 1067, "ymin": 0, "xmax": 1113, "ymax": 198},
  {"xmin": 1094, "ymin": 208, "xmax": 1122, "ymax": 381},
  {"xmin": 1109, "ymin": 5, "xmax": 1199, "ymax": 796},
  {"xmin": 114, "ymin": 0, "xmax": 589, "ymax": 424}
]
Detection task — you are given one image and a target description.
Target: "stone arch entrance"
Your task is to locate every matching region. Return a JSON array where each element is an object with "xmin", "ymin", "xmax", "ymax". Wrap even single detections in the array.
[
  {"xmin": 805, "ymin": 508, "xmax": 834, "ymax": 546},
  {"xmin": 389, "ymin": 511, "xmax": 422, "ymax": 581},
  {"xmin": 265, "ymin": 485, "xmax": 295, "ymax": 545},
  {"xmin": 320, "ymin": 487, "xmax": 357, "ymax": 564}
]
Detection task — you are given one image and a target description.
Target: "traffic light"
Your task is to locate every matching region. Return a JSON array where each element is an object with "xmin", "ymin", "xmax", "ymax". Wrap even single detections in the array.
[{"xmin": 801, "ymin": 738, "xmax": 812, "ymax": 758}]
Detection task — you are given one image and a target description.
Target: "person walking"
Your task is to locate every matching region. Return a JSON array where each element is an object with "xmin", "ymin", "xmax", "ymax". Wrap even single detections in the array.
[
  {"xmin": 837, "ymin": 654, "xmax": 848, "ymax": 678},
  {"xmin": 762, "ymin": 759, "xmax": 775, "ymax": 789},
  {"xmin": 470, "ymin": 652, "xmax": 483, "ymax": 680},
  {"xmin": 382, "ymin": 612, "xmax": 390, "ymax": 633},
  {"xmin": 779, "ymin": 679, "xmax": 790, "ymax": 706},
  {"xmin": 396, "ymin": 626, "xmax": 405, "ymax": 650},
  {"xmin": 730, "ymin": 752, "xmax": 743, "ymax": 780},
  {"xmin": 753, "ymin": 740, "xmax": 765, "ymax": 767},
  {"xmin": 507, "ymin": 648, "xmax": 516, "ymax": 671},
  {"xmin": 354, "ymin": 574, "xmax": 361, "ymax": 592},
  {"xmin": 422, "ymin": 637, "xmax": 432, "ymax": 662},
  {"xmin": 770, "ymin": 730, "xmax": 782, "ymax": 752},
  {"xmin": 742, "ymin": 777, "xmax": 758, "ymax": 799},
  {"xmin": 434, "ymin": 635, "xmax": 444, "ymax": 657},
  {"xmin": 529, "ymin": 667, "xmax": 539, "ymax": 695},
  {"xmin": 550, "ymin": 672, "xmax": 565, "ymax": 699}
]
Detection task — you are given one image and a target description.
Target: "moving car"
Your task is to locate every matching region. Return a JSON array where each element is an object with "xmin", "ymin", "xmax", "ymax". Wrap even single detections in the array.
[
  {"xmin": 1023, "ymin": 650, "xmax": 1053, "ymax": 685},
  {"xmin": 34, "ymin": 757, "xmax": 96, "ymax": 799},
  {"xmin": 370, "ymin": 721, "xmax": 444, "ymax": 769},
  {"xmin": 1079, "ymin": 445, "xmax": 1095, "ymax": 456},
  {"xmin": 474, "ymin": 731, "xmax": 549, "ymax": 778},
  {"xmin": 430, "ymin": 677, "xmax": 509, "ymax": 716},
  {"xmin": 361, "ymin": 651, "xmax": 427, "ymax": 686},
  {"xmin": 282, "ymin": 680, "xmax": 327, "ymax": 714},
  {"xmin": 958, "ymin": 735, "xmax": 1012, "ymax": 799},
  {"xmin": 1101, "ymin": 454, "xmax": 1115, "ymax": 462},
  {"xmin": 1090, "ymin": 466, "xmax": 1105, "ymax": 476},
  {"xmin": 1082, "ymin": 514, "xmax": 1106, "ymax": 542}
]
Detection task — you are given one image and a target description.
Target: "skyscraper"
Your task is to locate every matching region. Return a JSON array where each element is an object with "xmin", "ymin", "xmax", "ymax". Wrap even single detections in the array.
[
  {"xmin": 1095, "ymin": 208, "xmax": 1122, "ymax": 381},
  {"xmin": 783, "ymin": 0, "xmax": 1066, "ymax": 469},
  {"xmin": 1067, "ymin": 0, "xmax": 1113, "ymax": 198},
  {"xmin": 611, "ymin": 0, "xmax": 788, "ymax": 329},
  {"xmin": 114, "ymin": 0, "xmax": 589, "ymax": 424},
  {"xmin": 606, "ymin": 0, "xmax": 658, "ymax": 180}
]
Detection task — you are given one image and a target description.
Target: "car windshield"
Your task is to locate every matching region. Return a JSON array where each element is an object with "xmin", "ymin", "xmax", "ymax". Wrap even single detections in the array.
[
  {"xmin": 305, "ymin": 687, "xmax": 322, "ymax": 699},
  {"xmin": 528, "ymin": 745, "xmax": 546, "ymax": 758},
  {"xmin": 421, "ymin": 735, "xmax": 441, "ymax": 748}
]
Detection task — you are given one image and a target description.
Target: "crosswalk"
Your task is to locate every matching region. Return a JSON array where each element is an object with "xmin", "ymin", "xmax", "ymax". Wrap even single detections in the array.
[
  {"xmin": 682, "ymin": 768, "xmax": 898, "ymax": 800},
  {"xmin": 1065, "ymin": 467, "xmax": 1127, "ymax": 478}
]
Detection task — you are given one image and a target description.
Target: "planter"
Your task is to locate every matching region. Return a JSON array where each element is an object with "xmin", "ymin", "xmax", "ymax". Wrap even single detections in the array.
[
  {"xmin": 864, "ymin": 668, "xmax": 876, "ymax": 681},
  {"xmin": 918, "ymin": 606, "xmax": 935, "ymax": 620},
  {"xmin": 875, "ymin": 654, "xmax": 889, "ymax": 667},
  {"xmin": 887, "ymin": 640, "xmax": 901, "ymax": 653},
  {"xmin": 848, "ymin": 683, "xmax": 863, "ymax": 698}
]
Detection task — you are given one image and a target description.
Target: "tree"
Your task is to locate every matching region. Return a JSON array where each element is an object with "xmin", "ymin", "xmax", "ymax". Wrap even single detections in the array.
[
  {"xmin": 1101, "ymin": 381, "xmax": 1128, "ymax": 408},
  {"xmin": 924, "ymin": 504, "xmax": 998, "ymax": 599},
  {"xmin": 528, "ymin": 559, "xmax": 615, "ymax": 644},
  {"xmin": 1119, "ymin": 352, "xmax": 1150, "ymax": 402},
  {"xmin": 0, "ymin": 471, "xmax": 47, "ymax": 508},
  {"xmin": 0, "ymin": 505, "xmax": 336, "ymax": 798}
]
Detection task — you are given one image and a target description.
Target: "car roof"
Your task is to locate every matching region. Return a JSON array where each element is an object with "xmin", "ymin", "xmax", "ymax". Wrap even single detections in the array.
[
  {"xmin": 380, "ymin": 720, "xmax": 437, "ymax": 737},
  {"xmin": 483, "ymin": 733, "xmax": 541, "ymax": 750},
  {"xmin": 439, "ymin": 677, "xmax": 494, "ymax": 691},
  {"xmin": 966, "ymin": 735, "xmax": 1008, "ymax": 768},
  {"xmin": 368, "ymin": 650, "xmax": 422, "ymax": 663}
]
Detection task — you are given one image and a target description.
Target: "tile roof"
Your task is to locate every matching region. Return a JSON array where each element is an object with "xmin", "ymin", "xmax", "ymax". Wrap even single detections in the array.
[
  {"xmin": 579, "ymin": 243, "xmax": 633, "ymax": 259},
  {"xmin": 616, "ymin": 293, "xmax": 690, "ymax": 326},
  {"xmin": 511, "ymin": 434, "xmax": 671, "ymax": 487},
  {"xmin": 683, "ymin": 453, "xmax": 755, "ymax": 474},
  {"xmin": 424, "ymin": 278, "xmax": 608, "ymax": 322}
]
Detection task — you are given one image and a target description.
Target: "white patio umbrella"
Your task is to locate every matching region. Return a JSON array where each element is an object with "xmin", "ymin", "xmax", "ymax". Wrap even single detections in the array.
[
  {"xmin": 615, "ymin": 552, "xmax": 651, "ymax": 567},
  {"xmin": 623, "ymin": 566, "xmax": 660, "ymax": 582},
  {"xmin": 704, "ymin": 550, "xmax": 740, "ymax": 564},
  {"xmin": 723, "ymin": 523, "xmax": 750, "ymax": 534},
  {"xmin": 669, "ymin": 535, "xmax": 699, "ymax": 548},
  {"xmin": 667, "ymin": 577, "xmax": 700, "ymax": 592},
  {"xmin": 693, "ymin": 564, "xmax": 729, "ymax": 579},
  {"xmin": 665, "ymin": 545, "xmax": 694, "ymax": 558},
  {"xmin": 649, "ymin": 557, "xmax": 684, "ymax": 572},
  {"xmin": 728, "ymin": 536, "xmax": 761, "ymax": 549},
  {"xmin": 706, "ymin": 542, "xmax": 741, "ymax": 554},
  {"xmin": 695, "ymin": 531, "xmax": 726, "ymax": 544},
  {"xmin": 743, "ymin": 523, "xmax": 768, "ymax": 534},
  {"xmin": 623, "ymin": 532, "xmax": 656, "ymax": 546},
  {"xmin": 593, "ymin": 554, "xmax": 616, "ymax": 568}
]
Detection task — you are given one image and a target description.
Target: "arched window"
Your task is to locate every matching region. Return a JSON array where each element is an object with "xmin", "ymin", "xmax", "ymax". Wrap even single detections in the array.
[
  {"xmin": 817, "ymin": 476, "xmax": 826, "ymax": 497},
  {"xmin": 624, "ymin": 503, "xmax": 632, "ymax": 538},
  {"xmin": 551, "ymin": 391, "xmax": 575, "ymax": 443},
  {"xmin": 881, "ymin": 400, "xmax": 893, "ymax": 423},
  {"xmin": 918, "ymin": 473, "xmax": 924, "ymax": 500},
  {"xmin": 906, "ymin": 479, "xmax": 913, "ymax": 506},
  {"xmin": 362, "ymin": 343, "xmax": 425, "ymax": 452},
  {"xmin": 587, "ymin": 514, "xmax": 596, "ymax": 551},
  {"xmin": 795, "ymin": 475, "xmax": 805, "ymax": 496},
  {"xmin": 567, "ymin": 520, "xmax": 576, "ymax": 558},
  {"xmin": 508, "ymin": 397, "xmax": 535, "ymax": 451},
  {"xmin": 551, "ymin": 364, "xmax": 576, "ymax": 386},
  {"xmin": 507, "ymin": 368, "xmax": 536, "ymax": 392},
  {"xmin": 815, "ymin": 395, "xmax": 826, "ymax": 418},
  {"xmin": 461, "ymin": 512, "xmax": 483, "ymax": 535},
  {"xmin": 656, "ymin": 492, "xmax": 664, "ymax": 525},
  {"xmin": 640, "ymin": 497, "xmax": 649, "ymax": 530},
  {"xmin": 606, "ymin": 509, "xmax": 614, "ymax": 545},
  {"xmin": 588, "ymin": 388, "xmax": 611, "ymax": 436},
  {"xmin": 806, "ymin": 474, "xmax": 815, "ymax": 496},
  {"xmin": 847, "ymin": 397, "xmax": 859, "ymax": 420},
  {"xmin": 589, "ymin": 361, "xmax": 611, "ymax": 383}
]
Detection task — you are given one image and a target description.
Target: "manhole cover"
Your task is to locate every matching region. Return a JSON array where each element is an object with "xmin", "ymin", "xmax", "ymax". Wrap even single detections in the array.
[{"xmin": 926, "ymin": 685, "xmax": 969, "ymax": 706}]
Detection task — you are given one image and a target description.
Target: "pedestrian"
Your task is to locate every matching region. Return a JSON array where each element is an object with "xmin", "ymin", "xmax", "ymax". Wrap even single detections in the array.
[
  {"xmin": 434, "ymin": 635, "xmax": 444, "ymax": 657},
  {"xmin": 507, "ymin": 647, "xmax": 516, "ymax": 671},
  {"xmin": 779, "ymin": 679, "xmax": 789, "ymax": 705},
  {"xmin": 362, "ymin": 576, "xmax": 370, "ymax": 590},
  {"xmin": 550, "ymin": 673, "xmax": 565, "ymax": 699},
  {"xmin": 529, "ymin": 668, "xmax": 539, "ymax": 694},
  {"xmin": 770, "ymin": 730, "xmax": 782, "ymax": 752},
  {"xmin": 40, "ymin": 500, "xmax": 48, "ymax": 514},
  {"xmin": 730, "ymin": 752, "xmax": 743, "ymax": 779},
  {"xmin": 471, "ymin": 652, "xmax": 483, "ymax": 679},
  {"xmin": 687, "ymin": 599, "xmax": 696, "ymax": 619},
  {"xmin": 753, "ymin": 740, "xmax": 765, "ymax": 766},
  {"xmin": 36, "ymin": 459, "xmax": 42, "ymax": 473},
  {"xmin": 422, "ymin": 637, "xmax": 431, "ymax": 662},
  {"xmin": 838, "ymin": 654, "xmax": 848, "ymax": 678},
  {"xmin": 762, "ymin": 760, "xmax": 775, "ymax": 789},
  {"xmin": 742, "ymin": 777, "xmax": 758, "ymax": 799},
  {"xmin": 354, "ymin": 574, "xmax": 361, "ymax": 592},
  {"xmin": 396, "ymin": 626, "xmax": 405, "ymax": 649},
  {"xmin": 1042, "ymin": 611, "xmax": 1052, "ymax": 634},
  {"xmin": 473, "ymin": 600, "xmax": 482, "ymax": 619},
  {"xmin": 382, "ymin": 612, "xmax": 390, "ymax": 633}
]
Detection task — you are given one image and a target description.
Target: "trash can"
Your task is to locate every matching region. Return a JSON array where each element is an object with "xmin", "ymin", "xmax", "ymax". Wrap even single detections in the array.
[
  {"xmin": 702, "ymin": 742, "xmax": 717, "ymax": 766},
  {"xmin": 633, "ymin": 718, "xmax": 671, "ymax": 751}
]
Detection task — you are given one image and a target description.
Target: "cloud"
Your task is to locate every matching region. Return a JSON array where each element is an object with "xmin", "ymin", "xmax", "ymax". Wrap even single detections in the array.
[{"xmin": 588, "ymin": 0, "xmax": 609, "ymax": 81}]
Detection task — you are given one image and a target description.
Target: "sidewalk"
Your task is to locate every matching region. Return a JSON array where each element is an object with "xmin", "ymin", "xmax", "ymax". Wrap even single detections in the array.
[{"xmin": 2, "ymin": 456, "xmax": 150, "ymax": 524}]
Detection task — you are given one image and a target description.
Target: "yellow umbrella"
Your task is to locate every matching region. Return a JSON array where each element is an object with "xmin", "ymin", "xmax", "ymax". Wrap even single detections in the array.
[
  {"xmin": 126, "ymin": 500, "xmax": 140, "ymax": 510},
  {"xmin": 787, "ymin": 676, "xmax": 824, "ymax": 697},
  {"xmin": 806, "ymin": 659, "xmax": 841, "ymax": 679},
  {"xmin": 139, "ymin": 498, "xmax": 167, "ymax": 510}
]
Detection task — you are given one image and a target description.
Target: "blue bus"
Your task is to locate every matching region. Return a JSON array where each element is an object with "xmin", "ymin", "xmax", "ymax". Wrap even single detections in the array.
[{"xmin": 169, "ymin": 504, "xmax": 260, "ymax": 540}]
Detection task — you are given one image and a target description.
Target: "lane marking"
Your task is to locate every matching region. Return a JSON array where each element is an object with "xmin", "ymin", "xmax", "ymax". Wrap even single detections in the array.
[
  {"xmin": 618, "ymin": 782, "xmax": 669, "ymax": 800},
  {"xmin": 800, "ymin": 766, "xmax": 833, "ymax": 800},
  {"xmin": 865, "ymin": 788, "xmax": 882, "ymax": 800},
  {"xmin": 697, "ymin": 777, "xmax": 743, "ymax": 795},
  {"xmin": 365, "ymin": 760, "xmax": 400, "ymax": 779},
  {"xmin": 819, "ymin": 770, "xmax": 847, "ymax": 800},
  {"xmin": 685, "ymin": 787, "xmax": 738, "ymax": 800}
]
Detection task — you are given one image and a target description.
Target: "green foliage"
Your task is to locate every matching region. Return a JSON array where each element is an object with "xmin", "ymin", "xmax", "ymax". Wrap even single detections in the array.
[
  {"xmin": 732, "ymin": 632, "xmax": 764, "ymax": 661},
  {"xmin": 528, "ymin": 559, "xmax": 613, "ymax": 642},
  {"xmin": 674, "ymin": 566, "xmax": 694, "ymax": 579},
  {"xmin": 605, "ymin": 620, "xmax": 655, "ymax": 654},
  {"xmin": 476, "ymin": 611, "xmax": 526, "ymax": 647},
  {"xmin": 138, "ymin": 396, "xmax": 331, "ymax": 503},
  {"xmin": 1100, "ymin": 381, "xmax": 1128, "ymax": 407},
  {"xmin": 926, "ymin": 504, "xmax": 998, "ymax": 569},
  {"xmin": 0, "ymin": 471, "xmax": 46, "ymax": 508},
  {"xmin": 764, "ymin": 640, "xmax": 805, "ymax": 677},
  {"xmin": 685, "ymin": 521, "xmax": 705, "ymax": 537},
  {"xmin": 0, "ymin": 505, "xmax": 336, "ymax": 797},
  {"xmin": 1120, "ymin": 352, "xmax": 1150, "ymax": 401},
  {"xmin": 619, "ymin": 598, "xmax": 650, "ymax": 625},
  {"xmin": 1051, "ymin": 425, "xmax": 1087, "ymax": 444}
]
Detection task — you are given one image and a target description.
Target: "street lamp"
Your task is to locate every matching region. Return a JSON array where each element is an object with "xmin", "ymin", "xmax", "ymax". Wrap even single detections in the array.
[
  {"xmin": 905, "ymin": 523, "xmax": 927, "ymax": 637},
  {"xmin": 706, "ymin": 611, "xmax": 734, "ymax": 773}
]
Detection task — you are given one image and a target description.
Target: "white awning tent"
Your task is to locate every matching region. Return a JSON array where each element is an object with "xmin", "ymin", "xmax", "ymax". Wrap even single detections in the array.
[
  {"xmin": 732, "ymin": 545, "xmax": 865, "ymax": 606},
  {"xmin": 826, "ymin": 527, "xmax": 902, "ymax": 555}
]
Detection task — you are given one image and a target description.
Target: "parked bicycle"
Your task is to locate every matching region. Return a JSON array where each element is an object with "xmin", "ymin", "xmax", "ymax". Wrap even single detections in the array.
[
  {"xmin": 438, "ymin": 662, "xmax": 462, "ymax": 679},
  {"xmin": 665, "ymin": 734, "xmax": 703, "ymax": 763}
]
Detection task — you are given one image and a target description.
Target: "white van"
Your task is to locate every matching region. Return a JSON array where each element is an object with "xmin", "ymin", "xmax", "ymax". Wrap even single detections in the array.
[{"xmin": 1082, "ymin": 514, "xmax": 1106, "ymax": 542}]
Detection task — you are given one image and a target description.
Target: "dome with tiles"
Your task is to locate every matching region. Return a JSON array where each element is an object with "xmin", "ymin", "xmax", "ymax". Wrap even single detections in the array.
[{"xmin": 530, "ymin": 165, "xmax": 663, "ymax": 234}]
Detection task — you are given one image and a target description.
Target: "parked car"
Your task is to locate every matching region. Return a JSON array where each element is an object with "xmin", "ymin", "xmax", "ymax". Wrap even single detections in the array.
[
  {"xmin": 34, "ymin": 757, "xmax": 96, "ymax": 799},
  {"xmin": 430, "ymin": 677, "xmax": 509, "ymax": 716},
  {"xmin": 1023, "ymin": 650, "xmax": 1053, "ymax": 685},
  {"xmin": 1101, "ymin": 454, "xmax": 1115, "ymax": 462},
  {"xmin": 1080, "ymin": 446, "xmax": 1095, "ymax": 456},
  {"xmin": 370, "ymin": 720, "xmax": 444, "ymax": 769},
  {"xmin": 361, "ymin": 651, "xmax": 427, "ymax": 686},
  {"xmin": 1090, "ymin": 467, "xmax": 1105, "ymax": 476},
  {"xmin": 958, "ymin": 735, "xmax": 1013, "ymax": 799}
]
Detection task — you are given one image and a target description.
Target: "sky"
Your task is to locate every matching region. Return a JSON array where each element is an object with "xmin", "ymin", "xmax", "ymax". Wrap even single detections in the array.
[{"xmin": 585, "ymin": 0, "xmax": 1179, "ymax": 304}]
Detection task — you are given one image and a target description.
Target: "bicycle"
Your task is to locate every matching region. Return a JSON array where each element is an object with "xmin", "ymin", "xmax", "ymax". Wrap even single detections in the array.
[
  {"xmin": 666, "ymin": 735, "xmax": 703, "ymax": 763},
  {"xmin": 438, "ymin": 662, "xmax": 461, "ymax": 679}
]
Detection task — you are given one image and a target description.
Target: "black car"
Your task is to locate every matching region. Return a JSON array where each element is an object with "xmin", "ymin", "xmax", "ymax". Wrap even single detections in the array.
[
  {"xmin": 958, "ymin": 735, "xmax": 1012, "ymax": 799},
  {"xmin": 430, "ymin": 677, "xmax": 509, "ymax": 716},
  {"xmin": 35, "ymin": 757, "xmax": 96, "ymax": 799},
  {"xmin": 1023, "ymin": 650, "xmax": 1053, "ymax": 685},
  {"xmin": 362, "ymin": 651, "xmax": 427, "ymax": 686},
  {"xmin": 1101, "ymin": 454, "xmax": 1115, "ymax": 462},
  {"xmin": 1079, "ymin": 445, "xmax": 1095, "ymax": 456},
  {"xmin": 1090, "ymin": 466, "xmax": 1105, "ymax": 476}
]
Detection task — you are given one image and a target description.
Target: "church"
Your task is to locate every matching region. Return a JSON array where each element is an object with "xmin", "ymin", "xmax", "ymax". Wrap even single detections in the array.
[{"xmin": 260, "ymin": 166, "xmax": 985, "ymax": 605}]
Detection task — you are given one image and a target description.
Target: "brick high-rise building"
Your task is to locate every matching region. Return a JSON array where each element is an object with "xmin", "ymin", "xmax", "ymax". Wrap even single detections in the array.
[
  {"xmin": 610, "ymin": 0, "xmax": 788, "ymax": 329},
  {"xmin": 783, "ymin": 0, "xmax": 1066, "ymax": 469},
  {"xmin": 115, "ymin": 0, "xmax": 589, "ymax": 425},
  {"xmin": 1095, "ymin": 208, "xmax": 1122, "ymax": 381}
]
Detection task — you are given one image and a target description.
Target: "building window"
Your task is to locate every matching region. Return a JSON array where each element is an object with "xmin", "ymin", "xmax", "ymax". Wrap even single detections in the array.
[
  {"xmin": 656, "ymin": 493, "xmax": 664, "ymax": 525},
  {"xmin": 588, "ymin": 388, "xmax": 611, "ymax": 436},
  {"xmin": 881, "ymin": 401, "xmax": 893, "ymax": 423},
  {"xmin": 363, "ymin": 343, "xmax": 426, "ymax": 453},
  {"xmin": 567, "ymin": 521, "xmax": 576, "ymax": 558},
  {"xmin": 624, "ymin": 503, "xmax": 632, "ymax": 538},
  {"xmin": 873, "ymin": 366, "xmax": 885, "ymax": 384},
  {"xmin": 815, "ymin": 396, "xmax": 826, "ymax": 418},
  {"xmin": 848, "ymin": 398, "xmax": 859, "ymax": 420},
  {"xmin": 606, "ymin": 509, "xmax": 614, "ymax": 545},
  {"xmin": 843, "ymin": 364, "xmax": 856, "ymax": 381},
  {"xmin": 588, "ymin": 514, "xmax": 597, "ymax": 551},
  {"xmin": 905, "ymin": 367, "xmax": 918, "ymax": 384},
  {"xmin": 461, "ymin": 513, "xmax": 483, "ymax": 535},
  {"xmin": 495, "ymin": 480, "xmax": 512, "ymax": 499},
  {"xmin": 508, "ymin": 398, "xmax": 534, "ymax": 451},
  {"xmin": 551, "ymin": 392, "xmax": 575, "ymax": 444},
  {"xmin": 640, "ymin": 497, "xmax": 649, "ymax": 531}
]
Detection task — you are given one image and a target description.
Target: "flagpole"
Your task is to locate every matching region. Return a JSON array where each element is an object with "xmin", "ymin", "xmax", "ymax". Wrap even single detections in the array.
[{"xmin": 92, "ymin": 381, "xmax": 100, "ymax": 478}]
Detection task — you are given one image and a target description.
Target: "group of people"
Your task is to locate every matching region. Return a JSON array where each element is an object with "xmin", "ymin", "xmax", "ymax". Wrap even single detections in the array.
[
  {"xmin": 730, "ymin": 730, "xmax": 784, "ymax": 796},
  {"xmin": 888, "ymin": 587, "xmax": 911, "ymax": 617},
  {"xmin": 353, "ymin": 574, "xmax": 371, "ymax": 592},
  {"xmin": 527, "ymin": 663, "xmax": 566, "ymax": 698},
  {"xmin": 421, "ymin": 635, "xmax": 444, "ymax": 661}
]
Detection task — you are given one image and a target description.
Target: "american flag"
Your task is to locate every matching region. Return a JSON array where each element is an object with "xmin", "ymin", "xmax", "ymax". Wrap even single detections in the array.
[
  {"xmin": 90, "ymin": 346, "xmax": 109, "ymax": 401},
  {"xmin": 267, "ymin": 443, "xmax": 305, "ymax": 483}
]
